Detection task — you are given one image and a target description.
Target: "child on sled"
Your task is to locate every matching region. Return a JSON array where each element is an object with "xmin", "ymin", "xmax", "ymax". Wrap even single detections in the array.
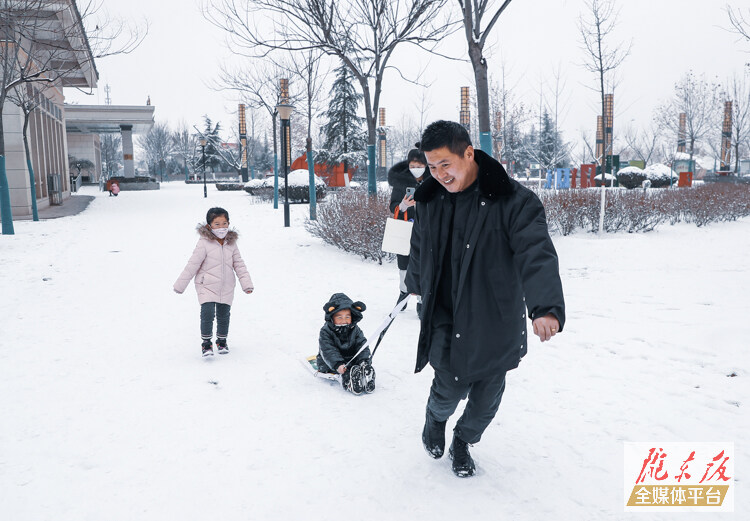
[{"xmin": 316, "ymin": 293, "xmax": 375, "ymax": 395}]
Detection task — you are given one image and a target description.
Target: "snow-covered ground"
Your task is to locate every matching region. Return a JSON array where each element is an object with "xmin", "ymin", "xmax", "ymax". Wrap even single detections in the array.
[{"xmin": 1, "ymin": 183, "xmax": 747, "ymax": 520}]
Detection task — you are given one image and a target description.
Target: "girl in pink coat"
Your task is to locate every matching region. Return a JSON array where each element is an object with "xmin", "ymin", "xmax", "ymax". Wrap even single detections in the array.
[{"xmin": 174, "ymin": 207, "xmax": 254, "ymax": 356}]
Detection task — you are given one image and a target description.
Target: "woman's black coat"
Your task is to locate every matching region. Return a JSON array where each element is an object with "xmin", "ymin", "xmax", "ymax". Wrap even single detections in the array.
[{"xmin": 404, "ymin": 149, "xmax": 565, "ymax": 382}]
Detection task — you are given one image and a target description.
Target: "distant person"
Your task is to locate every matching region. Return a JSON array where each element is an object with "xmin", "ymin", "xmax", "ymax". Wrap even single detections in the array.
[
  {"xmin": 406, "ymin": 121, "xmax": 565, "ymax": 477},
  {"xmin": 316, "ymin": 293, "xmax": 375, "ymax": 395},
  {"xmin": 173, "ymin": 207, "xmax": 254, "ymax": 356},
  {"xmin": 109, "ymin": 181, "xmax": 120, "ymax": 197},
  {"xmin": 388, "ymin": 144, "xmax": 428, "ymax": 316}
]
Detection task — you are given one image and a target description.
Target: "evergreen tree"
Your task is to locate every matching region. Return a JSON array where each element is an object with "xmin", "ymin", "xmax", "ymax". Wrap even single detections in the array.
[
  {"xmin": 198, "ymin": 116, "xmax": 224, "ymax": 173},
  {"xmin": 252, "ymin": 133, "xmax": 273, "ymax": 175},
  {"xmin": 320, "ymin": 61, "xmax": 367, "ymax": 173}
]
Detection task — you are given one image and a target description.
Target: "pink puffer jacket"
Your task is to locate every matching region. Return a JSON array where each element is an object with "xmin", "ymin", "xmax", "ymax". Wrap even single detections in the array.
[{"xmin": 173, "ymin": 224, "xmax": 254, "ymax": 305}]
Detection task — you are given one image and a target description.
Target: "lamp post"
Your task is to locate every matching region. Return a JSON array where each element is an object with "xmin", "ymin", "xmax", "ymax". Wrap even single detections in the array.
[
  {"xmin": 199, "ymin": 137, "xmax": 207, "ymax": 198},
  {"xmin": 277, "ymin": 101, "xmax": 294, "ymax": 227}
]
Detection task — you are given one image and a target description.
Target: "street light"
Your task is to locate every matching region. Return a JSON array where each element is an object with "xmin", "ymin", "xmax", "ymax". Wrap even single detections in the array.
[
  {"xmin": 199, "ymin": 137, "xmax": 207, "ymax": 198},
  {"xmin": 276, "ymin": 99, "xmax": 295, "ymax": 227}
]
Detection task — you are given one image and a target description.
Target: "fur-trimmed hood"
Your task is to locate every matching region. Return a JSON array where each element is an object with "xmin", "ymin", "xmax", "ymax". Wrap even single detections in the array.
[
  {"xmin": 413, "ymin": 149, "xmax": 514, "ymax": 203},
  {"xmin": 388, "ymin": 160, "xmax": 431, "ymax": 190},
  {"xmin": 196, "ymin": 223, "xmax": 239, "ymax": 244}
]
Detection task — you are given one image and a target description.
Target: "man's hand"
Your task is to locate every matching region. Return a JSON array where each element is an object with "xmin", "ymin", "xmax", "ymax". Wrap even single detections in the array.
[
  {"xmin": 337, "ymin": 365, "xmax": 347, "ymax": 374},
  {"xmin": 532, "ymin": 315, "xmax": 560, "ymax": 342}
]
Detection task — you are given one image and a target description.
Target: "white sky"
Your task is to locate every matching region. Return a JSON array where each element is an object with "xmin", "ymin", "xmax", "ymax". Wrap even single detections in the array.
[{"xmin": 65, "ymin": 0, "xmax": 750, "ymax": 150}]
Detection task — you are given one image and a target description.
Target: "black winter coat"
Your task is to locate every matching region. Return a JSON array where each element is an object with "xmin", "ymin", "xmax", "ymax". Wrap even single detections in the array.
[
  {"xmin": 389, "ymin": 160, "xmax": 427, "ymax": 220},
  {"xmin": 404, "ymin": 149, "xmax": 565, "ymax": 382},
  {"xmin": 389, "ymin": 160, "xmax": 429, "ymax": 270},
  {"xmin": 317, "ymin": 293, "xmax": 369, "ymax": 372}
]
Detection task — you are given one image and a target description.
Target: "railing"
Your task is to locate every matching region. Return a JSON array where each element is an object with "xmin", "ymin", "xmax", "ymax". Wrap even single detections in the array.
[{"xmin": 70, "ymin": 174, "xmax": 82, "ymax": 193}]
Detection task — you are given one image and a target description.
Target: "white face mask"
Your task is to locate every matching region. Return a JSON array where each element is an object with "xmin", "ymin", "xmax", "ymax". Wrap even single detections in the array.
[
  {"xmin": 409, "ymin": 167, "xmax": 425, "ymax": 178},
  {"xmin": 211, "ymin": 227, "xmax": 229, "ymax": 239}
]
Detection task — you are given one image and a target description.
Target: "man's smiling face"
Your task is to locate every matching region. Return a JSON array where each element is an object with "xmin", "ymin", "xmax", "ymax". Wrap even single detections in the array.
[{"xmin": 424, "ymin": 145, "xmax": 478, "ymax": 193}]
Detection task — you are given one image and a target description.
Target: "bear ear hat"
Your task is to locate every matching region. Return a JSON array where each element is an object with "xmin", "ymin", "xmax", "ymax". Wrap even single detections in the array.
[
  {"xmin": 351, "ymin": 301, "xmax": 366, "ymax": 312},
  {"xmin": 325, "ymin": 304, "xmax": 336, "ymax": 312}
]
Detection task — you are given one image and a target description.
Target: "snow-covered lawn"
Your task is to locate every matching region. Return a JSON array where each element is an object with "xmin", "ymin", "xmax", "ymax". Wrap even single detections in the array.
[{"xmin": 1, "ymin": 183, "xmax": 747, "ymax": 520}]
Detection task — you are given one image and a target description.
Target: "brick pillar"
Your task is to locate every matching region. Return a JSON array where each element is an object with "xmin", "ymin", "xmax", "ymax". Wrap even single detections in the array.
[{"xmin": 120, "ymin": 124, "xmax": 134, "ymax": 178}]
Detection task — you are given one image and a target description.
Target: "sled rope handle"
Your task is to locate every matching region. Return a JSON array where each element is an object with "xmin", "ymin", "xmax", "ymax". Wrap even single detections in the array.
[{"xmin": 345, "ymin": 294, "xmax": 411, "ymax": 367}]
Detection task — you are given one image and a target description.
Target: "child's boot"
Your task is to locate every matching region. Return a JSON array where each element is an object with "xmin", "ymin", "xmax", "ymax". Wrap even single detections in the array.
[
  {"xmin": 343, "ymin": 364, "xmax": 364, "ymax": 395},
  {"xmin": 216, "ymin": 337, "xmax": 229, "ymax": 354},
  {"xmin": 361, "ymin": 359, "xmax": 376, "ymax": 393},
  {"xmin": 201, "ymin": 339, "xmax": 214, "ymax": 357}
]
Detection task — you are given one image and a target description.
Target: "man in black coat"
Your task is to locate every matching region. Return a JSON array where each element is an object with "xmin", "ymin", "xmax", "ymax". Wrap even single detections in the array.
[{"xmin": 405, "ymin": 121, "xmax": 565, "ymax": 477}]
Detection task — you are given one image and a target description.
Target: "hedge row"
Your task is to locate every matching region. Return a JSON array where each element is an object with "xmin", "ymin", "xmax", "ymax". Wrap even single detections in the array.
[
  {"xmin": 305, "ymin": 184, "xmax": 750, "ymax": 261},
  {"xmin": 540, "ymin": 184, "xmax": 750, "ymax": 235}
]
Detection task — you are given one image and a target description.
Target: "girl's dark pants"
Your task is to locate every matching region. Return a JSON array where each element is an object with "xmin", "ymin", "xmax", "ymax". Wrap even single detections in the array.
[{"xmin": 200, "ymin": 302, "xmax": 231, "ymax": 340}]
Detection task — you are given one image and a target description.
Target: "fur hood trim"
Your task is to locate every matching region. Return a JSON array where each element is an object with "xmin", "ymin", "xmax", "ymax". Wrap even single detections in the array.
[
  {"xmin": 414, "ymin": 149, "xmax": 514, "ymax": 203},
  {"xmin": 196, "ymin": 223, "xmax": 239, "ymax": 244}
]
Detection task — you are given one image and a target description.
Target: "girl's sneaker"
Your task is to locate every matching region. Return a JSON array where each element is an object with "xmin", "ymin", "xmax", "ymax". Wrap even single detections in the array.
[
  {"xmin": 201, "ymin": 340, "xmax": 214, "ymax": 357},
  {"xmin": 216, "ymin": 338, "xmax": 229, "ymax": 354}
]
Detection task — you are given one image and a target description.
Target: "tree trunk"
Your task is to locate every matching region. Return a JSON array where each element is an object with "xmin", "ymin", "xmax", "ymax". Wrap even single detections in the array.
[
  {"xmin": 468, "ymin": 43, "xmax": 491, "ymax": 138},
  {"xmin": 735, "ymin": 142, "xmax": 740, "ymax": 174},
  {"xmin": 0, "ymin": 103, "xmax": 5, "ymax": 156}
]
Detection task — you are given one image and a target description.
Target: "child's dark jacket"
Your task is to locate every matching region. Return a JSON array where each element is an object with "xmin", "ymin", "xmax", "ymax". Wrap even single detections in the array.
[{"xmin": 317, "ymin": 293, "xmax": 369, "ymax": 373}]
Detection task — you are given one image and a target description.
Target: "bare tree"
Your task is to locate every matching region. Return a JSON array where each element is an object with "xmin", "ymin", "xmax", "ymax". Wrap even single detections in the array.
[
  {"xmin": 388, "ymin": 113, "xmax": 420, "ymax": 165},
  {"xmin": 136, "ymin": 122, "xmax": 174, "ymax": 179},
  {"xmin": 574, "ymin": 127, "xmax": 597, "ymax": 166},
  {"xmin": 0, "ymin": 0, "xmax": 146, "ymax": 234},
  {"xmin": 490, "ymin": 63, "xmax": 528, "ymax": 176},
  {"xmin": 727, "ymin": 4, "xmax": 750, "ymax": 43},
  {"xmin": 457, "ymin": 0, "xmax": 513, "ymax": 155},
  {"xmin": 622, "ymin": 120, "xmax": 661, "ymax": 167},
  {"xmin": 726, "ymin": 72, "xmax": 750, "ymax": 173},
  {"xmin": 656, "ymin": 71, "xmax": 723, "ymax": 163},
  {"xmin": 215, "ymin": 61, "xmax": 303, "ymax": 190},
  {"xmin": 172, "ymin": 123, "xmax": 198, "ymax": 179},
  {"xmin": 544, "ymin": 64, "xmax": 571, "ymax": 175},
  {"xmin": 415, "ymin": 86, "xmax": 433, "ymax": 137},
  {"xmin": 203, "ymin": 0, "xmax": 452, "ymax": 193},
  {"xmin": 578, "ymin": 0, "xmax": 631, "ymax": 174},
  {"xmin": 278, "ymin": 50, "xmax": 327, "ymax": 146}
]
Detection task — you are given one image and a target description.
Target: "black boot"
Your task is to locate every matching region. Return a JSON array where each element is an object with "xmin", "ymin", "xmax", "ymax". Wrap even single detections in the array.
[
  {"xmin": 342, "ymin": 364, "xmax": 364, "ymax": 395},
  {"xmin": 201, "ymin": 339, "xmax": 214, "ymax": 357},
  {"xmin": 422, "ymin": 410, "xmax": 446, "ymax": 459},
  {"xmin": 449, "ymin": 434, "xmax": 476, "ymax": 477},
  {"xmin": 398, "ymin": 291, "xmax": 408, "ymax": 310},
  {"xmin": 360, "ymin": 359, "xmax": 376, "ymax": 393},
  {"xmin": 216, "ymin": 337, "xmax": 229, "ymax": 354}
]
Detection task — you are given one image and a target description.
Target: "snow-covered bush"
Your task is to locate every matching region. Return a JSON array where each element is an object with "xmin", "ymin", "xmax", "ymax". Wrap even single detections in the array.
[
  {"xmin": 643, "ymin": 164, "xmax": 678, "ymax": 188},
  {"xmin": 244, "ymin": 171, "xmax": 326, "ymax": 203},
  {"xmin": 616, "ymin": 166, "xmax": 647, "ymax": 190},
  {"xmin": 216, "ymin": 183, "xmax": 245, "ymax": 191},
  {"xmin": 305, "ymin": 187, "xmax": 394, "ymax": 264}
]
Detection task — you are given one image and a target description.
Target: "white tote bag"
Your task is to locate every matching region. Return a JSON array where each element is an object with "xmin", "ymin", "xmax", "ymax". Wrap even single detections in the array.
[{"xmin": 381, "ymin": 208, "xmax": 413, "ymax": 256}]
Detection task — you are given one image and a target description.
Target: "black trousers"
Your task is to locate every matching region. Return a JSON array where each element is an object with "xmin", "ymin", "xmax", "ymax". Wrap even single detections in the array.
[
  {"xmin": 200, "ymin": 302, "xmax": 231, "ymax": 340},
  {"xmin": 426, "ymin": 368, "xmax": 507, "ymax": 445}
]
